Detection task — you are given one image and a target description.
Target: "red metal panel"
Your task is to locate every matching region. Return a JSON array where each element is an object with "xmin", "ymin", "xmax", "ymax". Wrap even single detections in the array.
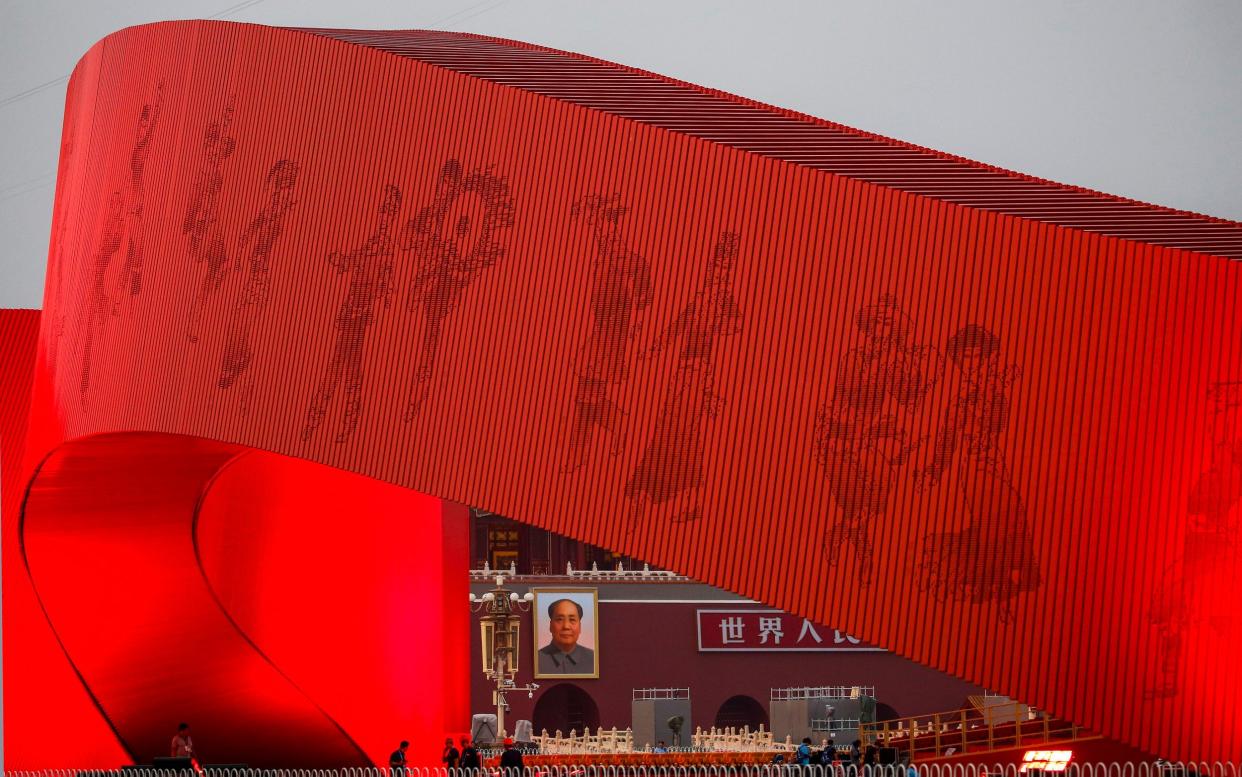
[
  {"xmin": 194, "ymin": 447, "xmax": 470, "ymax": 767},
  {"xmin": 5, "ymin": 19, "xmax": 1242, "ymax": 763},
  {"xmin": 1, "ymin": 310, "xmax": 133, "ymax": 767},
  {"xmin": 294, "ymin": 28, "xmax": 1242, "ymax": 259}
]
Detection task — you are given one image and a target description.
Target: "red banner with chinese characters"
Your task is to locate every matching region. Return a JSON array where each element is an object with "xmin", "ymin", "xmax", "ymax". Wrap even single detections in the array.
[{"xmin": 696, "ymin": 609, "xmax": 883, "ymax": 651}]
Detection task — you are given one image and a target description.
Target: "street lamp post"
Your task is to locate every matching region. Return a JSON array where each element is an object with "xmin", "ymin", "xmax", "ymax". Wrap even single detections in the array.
[{"xmin": 469, "ymin": 575, "xmax": 540, "ymax": 741}]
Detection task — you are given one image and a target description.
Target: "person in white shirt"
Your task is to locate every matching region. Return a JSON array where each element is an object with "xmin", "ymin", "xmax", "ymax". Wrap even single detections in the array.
[{"xmin": 171, "ymin": 723, "xmax": 194, "ymax": 759}]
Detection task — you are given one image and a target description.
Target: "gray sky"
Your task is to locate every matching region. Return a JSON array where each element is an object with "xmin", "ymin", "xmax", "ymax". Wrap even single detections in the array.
[{"xmin": 2, "ymin": 0, "xmax": 1240, "ymax": 309}]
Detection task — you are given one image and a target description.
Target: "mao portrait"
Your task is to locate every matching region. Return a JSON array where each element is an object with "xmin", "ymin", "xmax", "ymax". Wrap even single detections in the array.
[{"xmin": 532, "ymin": 589, "xmax": 599, "ymax": 679}]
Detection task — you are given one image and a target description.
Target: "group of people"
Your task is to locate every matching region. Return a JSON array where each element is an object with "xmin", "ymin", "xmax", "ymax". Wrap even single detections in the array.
[
  {"xmin": 788, "ymin": 738, "xmax": 916, "ymax": 776},
  {"xmin": 389, "ymin": 736, "xmax": 525, "ymax": 772}
]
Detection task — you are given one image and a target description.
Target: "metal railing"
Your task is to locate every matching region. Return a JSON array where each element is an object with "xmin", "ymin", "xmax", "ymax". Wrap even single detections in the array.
[
  {"xmin": 860, "ymin": 703, "xmax": 1078, "ymax": 759},
  {"xmin": 810, "ymin": 719, "xmax": 861, "ymax": 733},
  {"xmin": 771, "ymin": 686, "xmax": 875, "ymax": 701},
  {"xmin": 469, "ymin": 562, "xmax": 689, "ymax": 583},
  {"xmin": 635, "ymin": 688, "xmax": 691, "ymax": 700},
  {"xmin": 6, "ymin": 762, "xmax": 1240, "ymax": 777}
]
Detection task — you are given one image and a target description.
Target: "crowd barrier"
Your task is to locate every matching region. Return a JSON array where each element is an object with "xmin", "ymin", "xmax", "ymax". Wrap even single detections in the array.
[{"xmin": 7, "ymin": 763, "xmax": 1240, "ymax": 777}]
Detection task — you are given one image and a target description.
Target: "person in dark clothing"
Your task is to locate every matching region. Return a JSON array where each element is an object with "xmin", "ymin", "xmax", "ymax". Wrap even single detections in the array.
[
  {"xmin": 849, "ymin": 740, "xmax": 863, "ymax": 777},
  {"xmin": 498, "ymin": 737, "xmax": 524, "ymax": 772},
  {"xmin": 389, "ymin": 740, "xmax": 409, "ymax": 773},
  {"xmin": 458, "ymin": 738, "xmax": 480, "ymax": 772},
  {"xmin": 863, "ymin": 740, "xmax": 880, "ymax": 776},
  {"xmin": 866, "ymin": 741, "xmax": 880, "ymax": 763},
  {"xmin": 442, "ymin": 737, "xmax": 460, "ymax": 770}
]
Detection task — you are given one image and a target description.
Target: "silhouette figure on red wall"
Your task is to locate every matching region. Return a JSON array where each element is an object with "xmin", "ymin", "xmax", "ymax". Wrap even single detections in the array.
[
  {"xmin": 401, "ymin": 160, "xmax": 515, "ymax": 421},
  {"xmin": 626, "ymin": 230, "xmax": 743, "ymax": 525},
  {"xmin": 48, "ymin": 119, "xmax": 77, "ymax": 370},
  {"xmin": 1148, "ymin": 381, "xmax": 1242, "ymax": 698},
  {"xmin": 218, "ymin": 159, "xmax": 300, "ymax": 409},
  {"xmin": 302, "ymin": 184, "xmax": 402, "ymax": 443},
  {"xmin": 917, "ymin": 324, "xmax": 1039, "ymax": 622},
  {"xmin": 115, "ymin": 81, "xmax": 164, "ymax": 305},
  {"xmin": 75, "ymin": 85, "xmax": 165, "ymax": 400},
  {"xmin": 78, "ymin": 192, "xmax": 126, "ymax": 404},
  {"xmin": 561, "ymin": 193, "xmax": 653, "ymax": 473},
  {"xmin": 185, "ymin": 97, "xmax": 237, "ymax": 343},
  {"xmin": 813, "ymin": 295, "xmax": 943, "ymax": 582}
]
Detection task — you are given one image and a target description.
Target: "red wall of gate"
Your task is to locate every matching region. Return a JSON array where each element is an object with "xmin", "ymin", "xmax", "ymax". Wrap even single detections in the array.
[
  {"xmin": 468, "ymin": 599, "xmax": 985, "ymax": 733},
  {"xmin": 3, "ymin": 17, "xmax": 1242, "ymax": 764}
]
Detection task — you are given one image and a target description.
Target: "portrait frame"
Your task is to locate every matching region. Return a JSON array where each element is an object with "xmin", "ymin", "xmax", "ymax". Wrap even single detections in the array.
[{"xmin": 531, "ymin": 587, "xmax": 600, "ymax": 679}]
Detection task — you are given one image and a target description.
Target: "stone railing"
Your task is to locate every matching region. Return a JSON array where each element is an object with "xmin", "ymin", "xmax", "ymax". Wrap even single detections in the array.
[
  {"xmin": 518, "ymin": 724, "xmax": 793, "ymax": 755},
  {"xmin": 691, "ymin": 725, "xmax": 787, "ymax": 752},
  {"xmin": 469, "ymin": 562, "xmax": 689, "ymax": 583},
  {"xmin": 532, "ymin": 726, "xmax": 636, "ymax": 754}
]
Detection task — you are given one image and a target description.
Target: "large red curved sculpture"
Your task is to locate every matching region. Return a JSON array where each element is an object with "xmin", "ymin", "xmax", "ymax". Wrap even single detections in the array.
[
  {"xmin": 4, "ymin": 19, "xmax": 1242, "ymax": 765},
  {"xmin": 17, "ymin": 432, "xmax": 466, "ymax": 767}
]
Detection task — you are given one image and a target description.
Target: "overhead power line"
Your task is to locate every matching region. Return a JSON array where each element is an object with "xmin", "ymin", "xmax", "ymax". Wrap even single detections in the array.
[{"xmin": 0, "ymin": 0, "xmax": 271, "ymax": 110}]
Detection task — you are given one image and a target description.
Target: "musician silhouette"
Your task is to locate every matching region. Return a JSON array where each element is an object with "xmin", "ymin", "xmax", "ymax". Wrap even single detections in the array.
[
  {"xmin": 184, "ymin": 97, "xmax": 237, "ymax": 342},
  {"xmin": 115, "ymin": 81, "xmax": 164, "ymax": 304},
  {"xmin": 401, "ymin": 159, "xmax": 514, "ymax": 420},
  {"xmin": 813, "ymin": 295, "xmax": 943, "ymax": 582},
  {"xmin": 218, "ymin": 159, "xmax": 300, "ymax": 409},
  {"xmin": 302, "ymin": 184, "xmax": 402, "ymax": 443},
  {"xmin": 1148, "ymin": 381, "xmax": 1242, "ymax": 697},
  {"xmin": 626, "ymin": 230, "xmax": 743, "ymax": 525},
  {"xmin": 48, "ymin": 120, "xmax": 76, "ymax": 370},
  {"xmin": 78, "ymin": 192, "xmax": 126, "ymax": 404},
  {"xmin": 918, "ymin": 324, "xmax": 1039, "ymax": 622},
  {"xmin": 562, "ymin": 193, "xmax": 653, "ymax": 473}
]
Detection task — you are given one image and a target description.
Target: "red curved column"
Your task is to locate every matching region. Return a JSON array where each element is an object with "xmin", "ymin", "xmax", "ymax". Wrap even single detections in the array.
[
  {"xmin": 21, "ymin": 434, "xmax": 366, "ymax": 766},
  {"xmin": 17, "ymin": 432, "xmax": 465, "ymax": 768},
  {"xmin": 2, "ymin": 311, "xmax": 132, "ymax": 767},
  {"xmin": 5, "ymin": 19, "xmax": 1242, "ymax": 763},
  {"xmin": 195, "ymin": 447, "xmax": 469, "ymax": 768}
]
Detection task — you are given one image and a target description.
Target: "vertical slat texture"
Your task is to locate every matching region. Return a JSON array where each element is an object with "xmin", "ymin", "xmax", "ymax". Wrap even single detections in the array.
[{"xmin": 5, "ymin": 19, "xmax": 1242, "ymax": 765}]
